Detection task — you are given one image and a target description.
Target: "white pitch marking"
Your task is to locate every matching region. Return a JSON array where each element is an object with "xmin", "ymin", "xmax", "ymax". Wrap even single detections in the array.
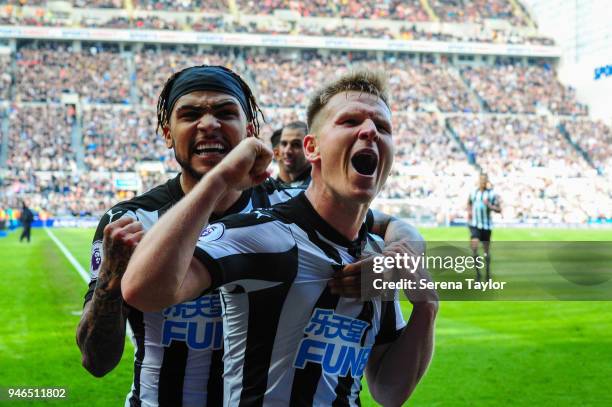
[
  {"xmin": 45, "ymin": 227, "xmax": 134, "ymax": 340},
  {"xmin": 45, "ymin": 227, "xmax": 89, "ymax": 282}
]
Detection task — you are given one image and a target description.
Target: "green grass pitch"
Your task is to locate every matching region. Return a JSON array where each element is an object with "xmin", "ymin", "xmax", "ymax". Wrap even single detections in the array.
[{"xmin": 1, "ymin": 227, "xmax": 611, "ymax": 406}]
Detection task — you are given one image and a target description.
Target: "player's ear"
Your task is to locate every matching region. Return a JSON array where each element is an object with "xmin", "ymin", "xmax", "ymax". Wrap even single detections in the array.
[
  {"xmin": 162, "ymin": 125, "xmax": 173, "ymax": 149},
  {"xmin": 246, "ymin": 122, "xmax": 255, "ymax": 138},
  {"xmin": 303, "ymin": 134, "xmax": 320, "ymax": 163}
]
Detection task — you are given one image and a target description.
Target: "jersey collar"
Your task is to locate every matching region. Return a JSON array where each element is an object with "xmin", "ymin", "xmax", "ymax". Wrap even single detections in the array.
[
  {"xmin": 292, "ymin": 192, "xmax": 369, "ymax": 250},
  {"xmin": 168, "ymin": 173, "xmax": 185, "ymax": 203},
  {"xmin": 211, "ymin": 188, "xmax": 253, "ymax": 222}
]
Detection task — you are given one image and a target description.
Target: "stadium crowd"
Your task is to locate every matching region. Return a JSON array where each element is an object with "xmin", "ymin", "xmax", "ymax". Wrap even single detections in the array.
[
  {"xmin": 14, "ymin": 44, "xmax": 130, "ymax": 104},
  {"xmin": 5, "ymin": 105, "xmax": 75, "ymax": 173},
  {"xmin": 237, "ymin": 0, "xmax": 429, "ymax": 21},
  {"xmin": 81, "ymin": 107, "xmax": 180, "ymax": 172},
  {"xmin": 383, "ymin": 59, "xmax": 481, "ymax": 112},
  {"xmin": 562, "ymin": 119, "xmax": 612, "ymax": 173},
  {"xmin": 461, "ymin": 64, "xmax": 588, "ymax": 115},
  {"xmin": 379, "ymin": 173, "xmax": 612, "ymax": 225},
  {"xmin": 387, "ymin": 113, "xmax": 469, "ymax": 177},
  {"xmin": 448, "ymin": 115, "xmax": 593, "ymax": 177},
  {"xmin": 0, "ymin": 54, "xmax": 10, "ymax": 100},
  {"xmin": 429, "ymin": 0, "xmax": 528, "ymax": 26},
  {"xmin": 0, "ymin": 0, "xmax": 556, "ymax": 45},
  {"xmin": 83, "ymin": 15, "xmax": 181, "ymax": 30},
  {"xmin": 1, "ymin": 170, "xmax": 116, "ymax": 217},
  {"xmin": 0, "ymin": 43, "xmax": 610, "ymax": 225},
  {"xmin": 3, "ymin": 0, "xmax": 528, "ymax": 22},
  {"xmin": 0, "ymin": 46, "xmax": 599, "ymax": 122}
]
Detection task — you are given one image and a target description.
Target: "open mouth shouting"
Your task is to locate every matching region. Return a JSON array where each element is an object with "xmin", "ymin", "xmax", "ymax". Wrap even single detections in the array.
[
  {"xmin": 193, "ymin": 141, "xmax": 229, "ymax": 158},
  {"xmin": 350, "ymin": 148, "xmax": 379, "ymax": 176}
]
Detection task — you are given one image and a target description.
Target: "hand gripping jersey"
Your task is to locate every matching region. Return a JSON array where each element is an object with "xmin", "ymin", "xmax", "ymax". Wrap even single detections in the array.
[
  {"xmin": 83, "ymin": 175, "xmax": 303, "ymax": 407},
  {"xmin": 194, "ymin": 192, "xmax": 406, "ymax": 407}
]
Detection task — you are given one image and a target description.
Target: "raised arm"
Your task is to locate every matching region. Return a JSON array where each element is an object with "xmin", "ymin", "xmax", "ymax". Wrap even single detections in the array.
[
  {"xmin": 365, "ymin": 233, "xmax": 438, "ymax": 406},
  {"xmin": 122, "ymin": 138, "xmax": 272, "ymax": 312},
  {"xmin": 366, "ymin": 301, "xmax": 437, "ymax": 406},
  {"xmin": 76, "ymin": 217, "xmax": 144, "ymax": 377}
]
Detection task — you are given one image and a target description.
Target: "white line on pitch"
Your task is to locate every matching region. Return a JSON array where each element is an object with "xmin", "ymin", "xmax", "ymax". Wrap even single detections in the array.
[
  {"xmin": 45, "ymin": 227, "xmax": 134, "ymax": 341},
  {"xmin": 45, "ymin": 227, "xmax": 89, "ymax": 283}
]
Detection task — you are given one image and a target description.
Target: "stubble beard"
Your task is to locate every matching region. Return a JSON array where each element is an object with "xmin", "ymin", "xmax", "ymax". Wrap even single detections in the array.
[{"xmin": 174, "ymin": 150, "xmax": 205, "ymax": 181}]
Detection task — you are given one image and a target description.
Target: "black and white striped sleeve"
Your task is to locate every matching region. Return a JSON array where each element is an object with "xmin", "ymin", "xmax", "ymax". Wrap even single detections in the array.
[
  {"xmin": 194, "ymin": 212, "xmax": 298, "ymax": 292},
  {"xmin": 374, "ymin": 298, "xmax": 407, "ymax": 346}
]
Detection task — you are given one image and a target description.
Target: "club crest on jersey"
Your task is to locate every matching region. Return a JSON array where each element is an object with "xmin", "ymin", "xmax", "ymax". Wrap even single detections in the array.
[
  {"xmin": 294, "ymin": 308, "xmax": 372, "ymax": 378},
  {"xmin": 161, "ymin": 295, "xmax": 223, "ymax": 350},
  {"xmin": 89, "ymin": 240, "xmax": 103, "ymax": 279},
  {"xmin": 199, "ymin": 224, "xmax": 225, "ymax": 242}
]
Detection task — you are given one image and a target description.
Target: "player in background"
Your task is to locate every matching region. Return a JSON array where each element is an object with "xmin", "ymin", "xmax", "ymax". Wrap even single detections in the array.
[
  {"xmin": 123, "ymin": 70, "xmax": 437, "ymax": 406},
  {"xmin": 467, "ymin": 173, "xmax": 501, "ymax": 281},
  {"xmin": 275, "ymin": 121, "xmax": 312, "ymax": 187},
  {"xmin": 76, "ymin": 65, "xmax": 423, "ymax": 406}
]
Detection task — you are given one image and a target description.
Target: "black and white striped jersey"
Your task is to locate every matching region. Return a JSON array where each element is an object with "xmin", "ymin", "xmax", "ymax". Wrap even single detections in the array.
[
  {"xmin": 276, "ymin": 165, "xmax": 312, "ymax": 188},
  {"xmin": 83, "ymin": 174, "xmax": 303, "ymax": 407},
  {"xmin": 469, "ymin": 188, "xmax": 498, "ymax": 230},
  {"xmin": 194, "ymin": 192, "xmax": 406, "ymax": 407}
]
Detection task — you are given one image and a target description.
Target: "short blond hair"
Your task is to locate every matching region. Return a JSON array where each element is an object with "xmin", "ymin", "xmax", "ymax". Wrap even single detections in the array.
[{"xmin": 306, "ymin": 69, "xmax": 390, "ymax": 131}]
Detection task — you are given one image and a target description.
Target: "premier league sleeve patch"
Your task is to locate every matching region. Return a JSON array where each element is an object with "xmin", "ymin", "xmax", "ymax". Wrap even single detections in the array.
[
  {"xmin": 199, "ymin": 223, "xmax": 225, "ymax": 243},
  {"xmin": 89, "ymin": 240, "xmax": 104, "ymax": 279}
]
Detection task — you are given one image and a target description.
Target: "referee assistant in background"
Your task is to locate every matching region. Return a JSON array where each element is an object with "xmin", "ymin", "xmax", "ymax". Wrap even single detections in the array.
[{"xmin": 467, "ymin": 173, "xmax": 501, "ymax": 281}]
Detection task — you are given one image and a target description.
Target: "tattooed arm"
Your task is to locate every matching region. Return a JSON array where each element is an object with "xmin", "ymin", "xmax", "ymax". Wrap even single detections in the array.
[
  {"xmin": 76, "ymin": 217, "xmax": 144, "ymax": 377},
  {"xmin": 368, "ymin": 217, "xmax": 437, "ymax": 404}
]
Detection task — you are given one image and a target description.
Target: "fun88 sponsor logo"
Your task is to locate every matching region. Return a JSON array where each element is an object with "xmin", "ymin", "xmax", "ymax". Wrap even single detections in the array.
[
  {"xmin": 294, "ymin": 308, "xmax": 371, "ymax": 378},
  {"xmin": 161, "ymin": 294, "xmax": 223, "ymax": 350}
]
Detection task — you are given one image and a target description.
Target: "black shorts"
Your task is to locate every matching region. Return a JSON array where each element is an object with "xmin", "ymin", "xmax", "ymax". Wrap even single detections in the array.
[{"xmin": 469, "ymin": 226, "xmax": 492, "ymax": 242}]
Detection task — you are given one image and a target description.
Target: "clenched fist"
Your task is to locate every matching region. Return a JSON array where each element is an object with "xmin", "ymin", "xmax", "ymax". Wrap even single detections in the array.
[
  {"xmin": 213, "ymin": 138, "xmax": 272, "ymax": 190},
  {"xmin": 99, "ymin": 217, "xmax": 145, "ymax": 292}
]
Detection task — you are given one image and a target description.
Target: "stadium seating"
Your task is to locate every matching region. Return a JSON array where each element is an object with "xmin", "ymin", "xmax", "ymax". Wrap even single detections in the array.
[
  {"xmin": 429, "ymin": 0, "xmax": 528, "ymax": 26},
  {"xmin": 14, "ymin": 44, "xmax": 130, "ymax": 104},
  {"xmin": 82, "ymin": 106, "xmax": 180, "ymax": 172},
  {"xmin": 461, "ymin": 65, "xmax": 587, "ymax": 115},
  {"xmin": 236, "ymin": 0, "xmax": 429, "ymax": 20},
  {"xmin": 0, "ymin": 1, "xmax": 610, "ymax": 225},
  {"xmin": 448, "ymin": 115, "xmax": 592, "ymax": 176},
  {"xmin": 6, "ymin": 105, "xmax": 74, "ymax": 172},
  {"xmin": 0, "ymin": 54, "xmax": 10, "ymax": 100},
  {"xmin": 562, "ymin": 119, "xmax": 612, "ymax": 173},
  {"xmin": 0, "ymin": 0, "xmax": 555, "ymax": 45}
]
